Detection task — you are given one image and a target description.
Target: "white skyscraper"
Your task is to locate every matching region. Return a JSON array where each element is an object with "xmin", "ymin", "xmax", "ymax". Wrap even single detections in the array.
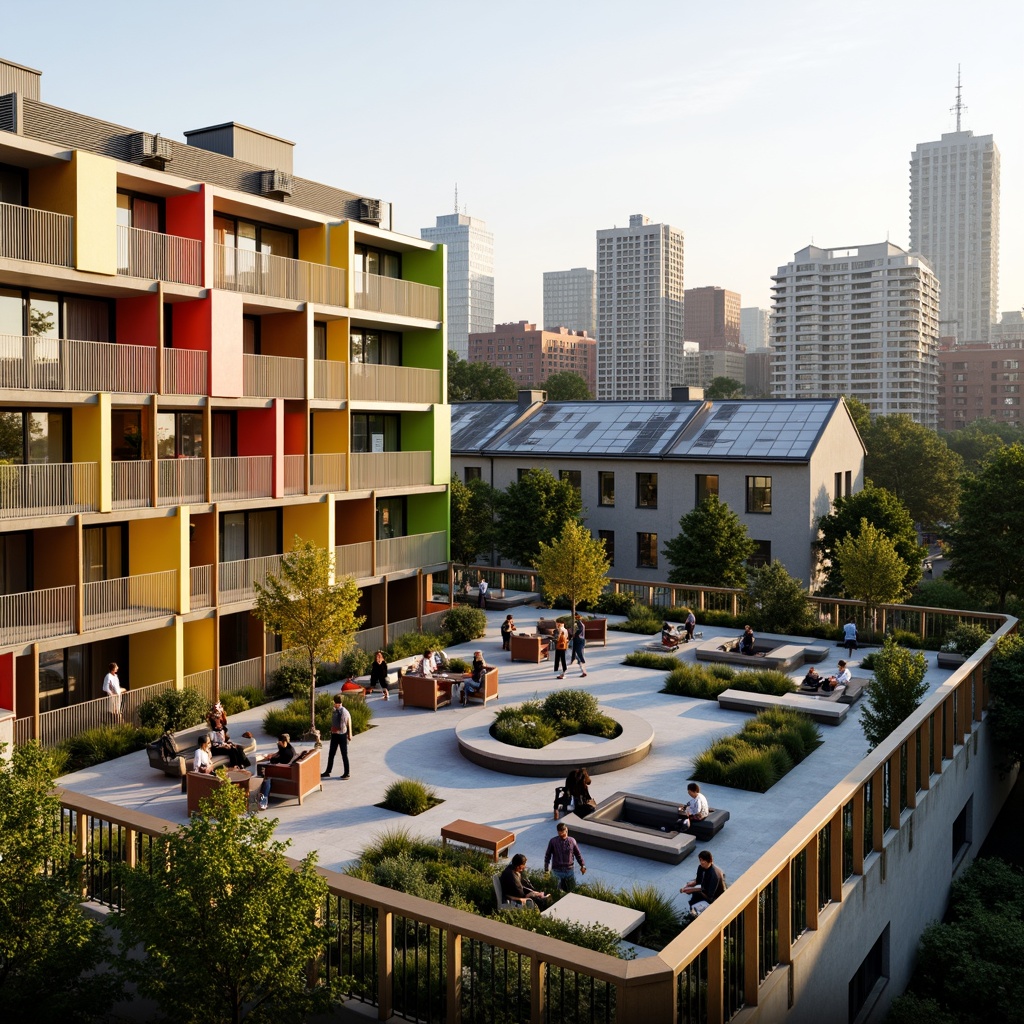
[
  {"xmin": 770, "ymin": 242, "xmax": 940, "ymax": 427},
  {"xmin": 543, "ymin": 267, "xmax": 596, "ymax": 336},
  {"xmin": 596, "ymin": 214, "xmax": 685, "ymax": 400},
  {"xmin": 740, "ymin": 307, "xmax": 771, "ymax": 351},
  {"xmin": 421, "ymin": 212, "xmax": 494, "ymax": 358},
  {"xmin": 909, "ymin": 86, "xmax": 999, "ymax": 344}
]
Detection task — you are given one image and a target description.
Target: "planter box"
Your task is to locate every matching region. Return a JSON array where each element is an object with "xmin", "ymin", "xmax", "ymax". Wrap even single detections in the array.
[{"xmin": 937, "ymin": 650, "xmax": 967, "ymax": 668}]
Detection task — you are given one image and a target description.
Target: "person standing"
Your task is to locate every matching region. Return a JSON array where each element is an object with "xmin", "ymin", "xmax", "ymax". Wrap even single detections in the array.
[
  {"xmin": 478, "ymin": 576, "xmax": 488, "ymax": 609},
  {"xmin": 843, "ymin": 619, "xmax": 859, "ymax": 656},
  {"xmin": 544, "ymin": 822, "xmax": 587, "ymax": 891},
  {"xmin": 569, "ymin": 613, "xmax": 588, "ymax": 677},
  {"xmin": 553, "ymin": 622, "xmax": 569, "ymax": 679},
  {"xmin": 102, "ymin": 662, "xmax": 122, "ymax": 721},
  {"xmin": 684, "ymin": 610, "xmax": 697, "ymax": 642},
  {"xmin": 501, "ymin": 614, "xmax": 517, "ymax": 651},
  {"xmin": 369, "ymin": 650, "xmax": 390, "ymax": 701},
  {"xmin": 322, "ymin": 694, "xmax": 353, "ymax": 779}
]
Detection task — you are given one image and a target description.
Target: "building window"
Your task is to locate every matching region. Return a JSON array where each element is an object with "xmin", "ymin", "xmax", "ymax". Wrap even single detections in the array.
[
  {"xmin": 749, "ymin": 540, "xmax": 771, "ymax": 568},
  {"xmin": 350, "ymin": 329, "xmax": 402, "ymax": 365},
  {"xmin": 354, "ymin": 244, "xmax": 401, "ymax": 279},
  {"xmin": 559, "ymin": 469, "xmax": 582, "ymax": 491},
  {"xmin": 157, "ymin": 411, "xmax": 203, "ymax": 459},
  {"xmin": 377, "ymin": 496, "xmax": 407, "ymax": 540},
  {"xmin": 636, "ymin": 473, "xmax": 658, "ymax": 508},
  {"xmin": 834, "ymin": 472, "xmax": 842, "ymax": 502},
  {"xmin": 598, "ymin": 530, "xmax": 614, "ymax": 566},
  {"xmin": 598, "ymin": 471, "xmax": 615, "ymax": 506},
  {"xmin": 952, "ymin": 796, "xmax": 973, "ymax": 867},
  {"xmin": 637, "ymin": 532, "xmax": 658, "ymax": 568},
  {"xmin": 464, "ymin": 467, "xmax": 482, "ymax": 483},
  {"xmin": 848, "ymin": 925, "xmax": 889, "ymax": 1024},
  {"xmin": 746, "ymin": 475, "xmax": 772, "ymax": 514},
  {"xmin": 351, "ymin": 413, "xmax": 399, "ymax": 453},
  {"xmin": 695, "ymin": 474, "xmax": 719, "ymax": 504},
  {"xmin": 845, "ymin": 470, "xmax": 852, "ymax": 497},
  {"xmin": 220, "ymin": 508, "xmax": 281, "ymax": 562},
  {"xmin": 213, "ymin": 214, "xmax": 296, "ymax": 259}
]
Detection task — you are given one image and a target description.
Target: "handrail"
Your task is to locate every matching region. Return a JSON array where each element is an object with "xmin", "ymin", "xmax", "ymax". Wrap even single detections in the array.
[
  {"xmin": 117, "ymin": 224, "xmax": 202, "ymax": 285},
  {"xmin": 0, "ymin": 335, "xmax": 157, "ymax": 393},
  {"xmin": 0, "ymin": 200, "xmax": 73, "ymax": 266}
]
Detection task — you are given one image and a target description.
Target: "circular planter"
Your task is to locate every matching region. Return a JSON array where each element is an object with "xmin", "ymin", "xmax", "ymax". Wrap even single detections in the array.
[{"xmin": 454, "ymin": 704, "xmax": 654, "ymax": 777}]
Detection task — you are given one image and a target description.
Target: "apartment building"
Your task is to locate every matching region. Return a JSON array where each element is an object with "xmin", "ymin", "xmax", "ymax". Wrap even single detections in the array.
[
  {"xmin": 740, "ymin": 306, "xmax": 770, "ymax": 351},
  {"xmin": 770, "ymin": 242, "xmax": 940, "ymax": 427},
  {"xmin": 543, "ymin": 266, "xmax": 596, "ymax": 337},
  {"xmin": 684, "ymin": 285, "xmax": 742, "ymax": 351},
  {"xmin": 937, "ymin": 343, "xmax": 1024, "ymax": 430},
  {"xmin": 0, "ymin": 58, "xmax": 450, "ymax": 741},
  {"xmin": 681, "ymin": 348, "xmax": 747, "ymax": 391},
  {"xmin": 467, "ymin": 321, "xmax": 596, "ymax": 395}
]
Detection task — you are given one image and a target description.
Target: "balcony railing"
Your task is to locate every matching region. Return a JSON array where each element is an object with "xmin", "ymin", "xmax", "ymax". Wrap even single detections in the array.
[
  {"xmin": 213, "ymin": 244, "xmax": 346, "ymax": 305},
  {"xmin": 243, "ymin": 353, "xmax": 305, "ymax": 399},
  {"xmin": 351, "ymin": 450, "xmax": 432, "ymax": 490},
  {"xmin": 218, "ymin": 553, "xmax": 283, "ymax": 605},
  {"xmin": 82, "ymin": 569, "xmax": 178, "ymax": 631},
  {"xmin": 183, "ymin": 669, "xmax": 216, "ymax": 704},
  {"xmin": 310, "ymin": 453, "xmax": 346, "ymax": 492},
  {"xmin": 0, "ymin": 462, "xmax": 98, "ymax": 518},
  {"xmin": 376, "ymin": 530, "xmax": 447, "ymax": 574},
  {"xmin": 0, "ymin": 584, "xmax": 76, "ymax": 646},
  {"xmin": 0, "ymin": 336, "xmax": 158, "ymax": 393},
  {"xmin": 211, "ymin": 456, "xmax": 273, "ymax": 501},
  {"xmin": 112, "ymin": 460, "xmax": 152, "ymax": 510},
  {"xmin": 335, "ymin": 541, "xmax": 373, "ymax": 579},
  {"xmin": 190, "ymin": 564, "xmax": 213, "ymax": 610},
  {"xmin": 313, "ymin": 359, "xmax": 346, "ymax": 400},
  {"xmin": 157, "ymin": 458, "xmax": 206, "ymax": 506},
  {"xmin": 117, "ymin": 224, "xmax": 202, "ymax": 285},
  {"xmin": 283, "ymin": 454, "xmax": 306, "ymax": 495},
  {"xmin": 0, "ymin": 200, "xmax": 73, "ymax": 267},
  {"xmin": 220, "ymin": 656, "xmax": 263, "ymax": 694},
  {"xmin": 350, "ymin": 363, "xmax": 442, "ymax": 404},
  {"xmin": 353, "ymin": 272, "xmax": 441, "ymax": 321},
  {"xmin": 163, "ymin": 347, "xmax": 207, "ymax": 395}
]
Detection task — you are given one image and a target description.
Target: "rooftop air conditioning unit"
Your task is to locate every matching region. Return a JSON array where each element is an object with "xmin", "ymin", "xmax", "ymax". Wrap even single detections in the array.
[
  {"xmin": 129, "ymin": 132, "xmax": 173, "ymax": 170},
  {"xmin": 360, "ymin": 197, "xmax": 382, "ymax": 225},
  {"xmin": 260, "ymin": 169, "xmax": 293, "ymax": 199}
]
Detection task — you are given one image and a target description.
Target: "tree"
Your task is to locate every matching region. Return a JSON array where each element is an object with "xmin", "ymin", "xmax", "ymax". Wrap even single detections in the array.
[
  {"xmin": 987, "ymin": 632, "xmax": 1024, "ymax": 774},
  {"xmin": 540, "ymin": 370, "xmax": 592, "ymax": 401},
  {"xmin": 863, "ymin": 414, "xmax": 962, "ymax": 528},
  {"xmin": 663, "ymin": 495, "xmax": 755, "ymax": 588},
  {"xmin": 493, "ymin": 469, "xmax": 583, "ymax": 568},
  {"xmin": 944, "ymin": 444, "xmax": 1024, "ymax": 611},
  {"xmin": 117, "ymin": 781, "xmax": 336, "ymax": 1024},
  {"xmin": 449, "ymin": 475, "xmax": 496, "ymax": 570},
  {"xmin": 532, "ymin": 520, "xmax": 610, "ymax": 618},
  {"xmin": 448, "ymin": 351, "xmax": 517, "ymax": 402},
  {"xmin": 842, "ymin": 395, "xmax": 871, "ymax": 439},
  {"xmin": 253, "ymin": 538, "xmax": 364, "ymax": 744},
  {"xmin": 816, "ymin": 487, "xmax": 924, "ymax": 596},
  {"xmin": 943, "ymin": 419, "xmax": 1022, "ymax": 469},
  {"xmin": 834, "ymin": 518, "xmax": 913, "ymax": 626},
  {"xmin": 0, "ymin": 743, "xmax": 119, "ymax": 1021},
  {"xmin": 704, "ymin": 376, "xmax": 744, "ymax": 400},
  {"xmin": 861, "ymin": 635, "xmax": 927, "ymax": 750},
  {"xmin": 745, "ymin": 560, "xmax": 811, "ymax": 633}
]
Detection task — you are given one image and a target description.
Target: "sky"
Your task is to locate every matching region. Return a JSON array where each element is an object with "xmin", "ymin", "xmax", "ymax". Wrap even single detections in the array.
[{"xmin": 6, "ymin": 0, "xmax": 1024, "ymax": 326}]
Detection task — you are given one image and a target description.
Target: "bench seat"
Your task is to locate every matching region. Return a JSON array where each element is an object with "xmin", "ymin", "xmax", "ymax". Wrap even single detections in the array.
[{"xmin": 717, "ymin": 688, "xmax": 849, "ymax": 724}]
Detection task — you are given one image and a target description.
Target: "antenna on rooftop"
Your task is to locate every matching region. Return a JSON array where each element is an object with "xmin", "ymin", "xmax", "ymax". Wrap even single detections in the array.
[
  {"xmin": 454, "ymin": 182, "xmax": 459, "ymax": 214},
  {"xmin": 950, "ymin": 64, "xmax": 967, "ymax": 132}
]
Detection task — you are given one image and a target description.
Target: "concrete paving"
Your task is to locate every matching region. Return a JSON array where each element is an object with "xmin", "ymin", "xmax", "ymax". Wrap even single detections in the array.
[{"xmin": 59, "ymin": 609, "xmax": 956, "ymax": 912}]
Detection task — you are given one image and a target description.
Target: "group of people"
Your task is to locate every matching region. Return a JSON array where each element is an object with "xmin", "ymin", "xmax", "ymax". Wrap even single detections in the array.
[
  {"xmin": 662, "ymin": 611, "xmax": 697, "ymax": 647},
  {"xmin": 500, "ymin": 820, "xmax": 588, "ymax": 904},
  {"xmin": 553, "ymin": 614, "xmax": 588, "ymax": 679},
  {"xmin": 802, "ymin": 660, "xmax": 852, "ymax": 695},
  {"xmin": 191, "ymin": 702, "xmax": 252, "ymax": 775}
]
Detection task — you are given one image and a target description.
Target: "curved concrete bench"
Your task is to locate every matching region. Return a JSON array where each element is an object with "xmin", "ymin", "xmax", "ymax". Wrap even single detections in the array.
[{"xmin": 717, "ymin": 688, "xmax": 849, "ymax": 725}]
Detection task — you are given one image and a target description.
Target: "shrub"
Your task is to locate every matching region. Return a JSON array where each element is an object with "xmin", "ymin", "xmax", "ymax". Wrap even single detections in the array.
[
  {"xmin": 889, "ymin": 629, "xmax": 925, "ymax": 650},
  {"xmin": 358, "ymin": 827, "xmax": 416, "ymax": 864},
  {"xmin": 371, "ymin": 852, "xmax": 443, "ymax": 902},
  {"xmin": 138, "ymin": 688, "xmax": 208, "ymax": 732},
  {"xmin": 447, "ymin": 656, "xmax": 471, "ymax": 673},
  {"xmin": 543, "ymin": 689, "xmax": 600, "ymax": 724},
  {"xmin": 663, "ymin": 663, "xmax": 734, "ymax": 700},
  {"xmin": 494, "ymin": 907, "xmax": 623, "ymax": 957},
  {"xmin": 862, "ymin": 636, "xmax": 928, "ymax": 750},
  {"xmin": 58, "ymin": 724, "xmax": 161, "ymax": 773},
  {"xmin": 386, "ymin": 631, "xmax": 451, "ymax": 661},
  {"xmin": 266, "ymin": 663, "xmax": 312, "ymax": 701},
  {"xmin": 939, "ymin": 622, "xmax": 991, "ymax": 657},
  {"xmin": 728, "ymin": 669, "xmax": 796, "ymax": 697},
  {"xmin": 441, "ymin": 605, "xmax": 487, "ymax": 644},
  {"xmin": 218, "ymin": 693, "xmax": 249, "ymax": 716},
  {"xmin": 233, "ymin": 685, "xmax": 273, "ymax": 708},
  {"xmin": 623, "ymin": 652, "xmax": 680, "ymax": 671},
  {"xmin": 492, "ymin": 715, "xmax": 558, "ymax": 748},
  {"xmin": 594, "ymin": 592, "xmax": 636, "ymax": 615},
  {"xmin": 263, "ymin": 693, "xmax": 372, "ymax": 738},
  {"xmin": 723, "ymin": 747, "xmax": 783, "ymax": 793},
  {"xmin": 338, "ymin": 648, "xmax": 373, "ymax": 678},
  {"xmin": 701, "ymin": 609, "xmax": 745, "ymax": 628},
  {"xmin": 578, "ymin": 714, "xmax": 618, "ymax": 739},
  {"xmin": 612, "ymin": 610, "xmax": 663, "ymax": 634},
  {"xmin": 859, "ymin": 652, "xmax": 877, "ymax": 670},
  {"xmin": 381, "ymin": 779, "xmax": 441, "ymax": 816}
]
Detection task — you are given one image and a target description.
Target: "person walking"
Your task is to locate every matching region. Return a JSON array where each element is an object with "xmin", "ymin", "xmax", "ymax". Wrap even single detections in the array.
[
  {"xmin": 102, "ymin": 662, "xmax": 122, "ymax": 721},
  {"xmin": 843, "ymin": 619, "xmax": 859, "ymax": 656},
  {"xmin": 477, "ymin": 576, "xmax": 488, "ymax": 609},
  {"xmin": 569, "ymin": 613, "xmax": 587, "ymax": 677},
  {"xmin": 501, "ymin": 614, "xmax": 517, "ymax": 651},
  {"xmin": 553, "ymin": 621, "xmax": 569, "ymax": 679},
  {"xmin": 322, "ymin": 694, "xmax": 353, "ymax": 779},
  {"xmin": 544, "ymin": 822, "xmax": 587, "ymax": 891}
]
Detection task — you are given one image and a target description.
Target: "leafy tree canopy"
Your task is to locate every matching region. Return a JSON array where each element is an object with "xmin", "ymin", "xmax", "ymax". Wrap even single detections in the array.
[
  {"xmin": 449, "ymin": 475, "xmax": 496, "ymax": 568},
  {"xmin": 533, "ymin": 520, "xmax": 610, "ymax": 617},
  {"xmin": 987, "ymin": 632, "xmax": 1024, "ymax": 774},
  {"xmin": 861, "ymin": 635, "xmax": 927, "ymax": 750},
  {"xmin": 493, "ymin": 469, "xmax": 583, "ymax": 568},
  {"xmin": 835, "ymin": 518, "xmax": 913, "ymax": 611},
  {"xmin": 863, "ymin": 414, "xmax": 962, "ymax": 528},
  {"xmin": 746, "ymin": 560, "xmax": 811, "ymax": 633},
  {"xmin": 663, "ymin": 495, "xmax": 755, "ymax": 588},
  {"xmin": 448, "ymin": 352, "xmax": 517, "ymax": 402},
  {"xmin": 942, "ymin": 418, "xmax": 1023, "ymax": 469},
  {"xmin": 540, "ymin": 370, "xmax": 592, "ymax": 401},
  {"xmin": 842, "ymin": 396, "xmax": 872, "ymax": 439},
  {"xmin": 704, "ymin": 376, "xmax": 744, "ymax": 400}
]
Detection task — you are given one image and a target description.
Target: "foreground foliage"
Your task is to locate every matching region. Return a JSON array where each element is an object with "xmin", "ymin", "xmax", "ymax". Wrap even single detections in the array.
[
  {"xmin": 861, "ymin": 636, "xmax": 927, "ymax": 751},
  {"xmin": 662, "ymin": 662, "xmax": 795, "ymax": 700},
  {"xmin": 988, "ymin": 632, "xmax": 1024, "ymax": 774}
]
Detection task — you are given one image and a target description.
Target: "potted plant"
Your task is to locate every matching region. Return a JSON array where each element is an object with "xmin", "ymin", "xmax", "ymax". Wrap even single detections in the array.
[{"xmin": 937, "ymin": 622, "xmax": 991, "ymax": 667}]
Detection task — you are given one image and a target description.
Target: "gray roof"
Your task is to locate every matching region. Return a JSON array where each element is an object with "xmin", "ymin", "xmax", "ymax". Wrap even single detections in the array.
[{"xmin": 451, "ymin": 398, "xmax": 847, "ymax": 462}]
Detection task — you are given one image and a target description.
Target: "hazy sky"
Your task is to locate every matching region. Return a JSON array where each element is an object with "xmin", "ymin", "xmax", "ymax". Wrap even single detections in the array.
[{"xmin": 6, "ymin": 0, "xmax": 1023, "ymax": 326}]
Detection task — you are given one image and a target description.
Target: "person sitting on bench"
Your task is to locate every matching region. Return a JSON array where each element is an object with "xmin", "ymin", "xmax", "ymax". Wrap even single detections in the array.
[
  {"xmin": 801, "ymin": 666, "xmax": 823, "ymax": 690},
  {"xmin": 821, "ymin": 660, "xmax": 851, "ymax": 694},
  {"xmin": 739, "ymin": 625, "xmax": 756, "ymax": 655},
  {"xmin": 662, "ymin": 621, "xmax": 683, "ymax": 647},
  {"xmin": 677, "ymin": 782, "xmax": 709, "ymax": 831}
]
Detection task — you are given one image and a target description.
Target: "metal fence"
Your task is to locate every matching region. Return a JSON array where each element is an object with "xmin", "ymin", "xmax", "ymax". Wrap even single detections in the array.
[
  {"xmin": 0, "ymin": 200, "xmax": 73, "ymax": 266},
  {"xmin": 117, "ymin": 224, "xmax": 202, "ymax": 285}
]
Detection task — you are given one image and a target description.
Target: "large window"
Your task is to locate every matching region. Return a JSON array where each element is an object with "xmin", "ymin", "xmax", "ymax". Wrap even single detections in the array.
[
  {"xmin": 636, "ymin": 473, "xmax": 658, "ymax": 508},
  {"xmin": 354, "ymin": 244, "xmax": 401, "ymax": 278},
  {"xmin": 598, "ymin": 530, "xmax": 615, "ymax": 566},
  {"xmin": 598, "ymin": 471, "xmax": 615, "ymax": 506},
  {"xmin": 746, "ymin": 475, "xmax": 772, "ymax": 514},
  {"xmin": 695, "ymin": 474, "xmax": 719, "ymax": 504},
  {"xmin": 637, "ymin": 532, "xmax": 658, "ymax": 569},
  {"xmin": 749, "ymin": 540, "xmax": 771, "ymax": 568},
  {"xmin": 111, "ymin": 409, "xmax": 142, "ymax": 461},
  {"xmin": 82, "ymin": 524, "xmax": 126, "ymax": 583},
  {"xmin": 220, "ymin": 509, "xmax": 280, "ymax": 562},
  {"xmin": 377, "ymin": 497, "xmax": 407, "ymax": 540},
  {"xmin": 350, "ymin": 329, "xmax": 402, "ymax": 365},
  {"xmin": 559, "ymin": 469, "xmax": 582, "ymax": 491},
  {"xmin": 0, "ymin": 287, "xmax": 111, "ymax": 342},
  {"xmin": 351, "ymin": 413, "xmax": 399, "ymax": 453},
  {"xmin": 157, "ymin": 411, "xmax": 203, "ymax": 458},
  {"xmin": 464, "ymin": 467, "xmax": 482, "ymax": 482},
  {"xmin": 0, "ymin": 531, "xmax": 30, "ymax": 595},
  {"xmin": 0, "ymin": 409, "xmax": 68, "ymax": 464},
  {"xmin": 117, "ymin": 190, "xmax": 162, "ymax": 232},
  {"xmin": 213, "ymin": 215, "xmax": 296, "ymax": 259}
]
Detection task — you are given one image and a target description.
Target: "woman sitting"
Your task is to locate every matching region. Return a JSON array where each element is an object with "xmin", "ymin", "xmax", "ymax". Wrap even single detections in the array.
[
  {"xmin": 208, "ymin": 718, "xmax": 250, "ymax": 769},
  {"xmin": 662, "ymin": 621, "xmax": 683, "ymax": 647},
  {"xmin": 461, "ymin": 651, "xmax": 491, "ymax": 704}
]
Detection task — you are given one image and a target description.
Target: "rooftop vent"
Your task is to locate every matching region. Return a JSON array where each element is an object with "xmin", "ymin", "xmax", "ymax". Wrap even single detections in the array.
[
  {"xmin": 260, "ymin": 169, "xmax": 292, "ymax": 199},
  {"xmin": 129, "ymin": 132, "xmax": 173, "ymax": 170},
  {"xmin": 359, "ymin": 198, "xmax": 382, "ymax": 225}
]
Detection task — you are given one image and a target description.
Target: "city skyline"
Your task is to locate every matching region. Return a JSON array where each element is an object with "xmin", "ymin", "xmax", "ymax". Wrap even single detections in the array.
[{"xmin": 4, "ymin": 1, "xmax": 1023, "ymax": 328}]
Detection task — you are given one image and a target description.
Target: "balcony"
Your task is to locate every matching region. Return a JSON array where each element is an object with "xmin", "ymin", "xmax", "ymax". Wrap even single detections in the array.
[
  {"xmin": 376, "ymin": 530, "xmax": 447, "ymax": 574},
  {"xmin": 112, "ymin": 460, "xmax": 152, "ymax": 510},
  {"xmin": 313, "ymin": 359, "xmax": 346, "ymax": 400},
  {"xmin": 164, "ymin": 348, "xmax": 207, "ymax": 395},
  {"xmin": 117, "ymin": 225, "xmax": 203, "ymax": 285},
  {"xmin": 0, "ymin": 336, "xmax": 157, "ymax": 393},
  {"xmin": 350, "ymin": 363, "xmax": 442, "ymax": 404},
  {"xmin": 190, "ymin": 564, "xmax": 213, "ymax": 610},
  {"xmin": 82, "ymin": 569, "xmax": 178, "ymax": 631},
  {"xmin": 351, "ymin": 451, "xmax": 432, "ymax": 490},
  {"xmin": 283, "ymin": 454, "xmax": 306, "ymax": 496},
  {"xmin": 243, "ymin": 353, "xmax": 305, "ymax": 399},
  {"xmin": 218, "ymin": 553, "xmax": 283, "ymax": 605},
  {"xmin": 0, "ymin": 584, "xmax": 76, "ymax": 646},
  {"xmin": 211, "ymin": 456, "xmax": 273, "ymax": 501},
  {"xmin": 310, "ymin": 453, "xmax": 346, "ymax": 492},
  {"xmin": 157, "ymin": 458, "xmax": 205, "ymax": 506},
  {"xmin": 0, "ymin": 200, "xmax": 73, "ymax": 267},
  {"xmin": 335, "ymin": 541, "xmax": 373, "ymax": 579},
  {"xmin": 353, "ymin": 272, "xmax": 441, "ymax": 321},
  {"xmin": 213, "ymin": 244, "xmax": 346, "ymax": 305},
  {"xmin": 0, "ymin": 462, "xmax": 98, "ymax": 519}
]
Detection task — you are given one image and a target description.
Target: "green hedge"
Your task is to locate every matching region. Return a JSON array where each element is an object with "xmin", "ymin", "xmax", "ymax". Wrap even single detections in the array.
[
  {"xmin": 490, "ymin": 690, "xmax": 619, "ymax": 749},
  {"xmin": 661, "ymin": 662, "xmax": 795, "ymax": 700},
  {"xmin": 58, "ymin": 724, "xmax": 161, "ymax": 773},
  {"xmin": 262, "ymin": 693, "xmax": 372, "ymax": 738}
]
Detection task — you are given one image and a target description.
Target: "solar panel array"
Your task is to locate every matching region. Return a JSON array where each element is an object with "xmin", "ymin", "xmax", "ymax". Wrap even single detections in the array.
[{"xmin": 671, "ymin": 401, "xmax": 833, "ymax": 460}]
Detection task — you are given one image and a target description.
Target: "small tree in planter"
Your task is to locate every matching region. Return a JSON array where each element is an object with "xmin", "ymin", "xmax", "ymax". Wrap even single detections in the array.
[
  {"xmin": 533, "ymin": 520, "xmax": 610, "ymax": 619},
  {"xmin": 861, "ymin": 636, "xmax": 927, "ymax": 750}
]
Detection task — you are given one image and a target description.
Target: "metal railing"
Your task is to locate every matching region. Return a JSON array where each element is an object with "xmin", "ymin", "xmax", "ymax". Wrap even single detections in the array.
[
  {"xmin": 0, "ymin": 461, "xmax": 98, "ymax": 518},
  {"xmin": 111, "ymin": 460, "xmax": 151, "ymax": 510},
  {"xmin": 157, "ymin": 458, "xmax": 206, "ymax": 506},
  {"xmin": 212, "ymin": 244, "xmax": 346, "ymax": 305},
  {"xmin": 376, "ymin": 531, "xmax": 447, "ymax": 575},
  {"xmin": 350, "ymin": 450, "xmax": 432, "ymax": 490},
  {"xmin": 335, "ymin": 541, "xmax": 373, "ymax": 580},
  {"xmin": 283, "ymin": 454, "xmax": 306, "ymax": 496},
  {"xmin": 218, "ymin": 553, "xmax": 283, "ymax": 605},
  {"xmin": 310, "ymin": 453, "xmax": 346, "ymax": 493},
  {"xmin": 0, "ymin": 200, "xmax": 73, "ymax": 267},
  {"xmin": 349, "ymin": 363, "xmax": 443, "ymax": 404},
  {"xmin": 117, "ymin": 224, "xmax": 202, "ymax": 285},
  {"xmin": 184, "ymin": 669, "xmax": 216, "ymax": 705},
  {"xmin": 211, "ymin": 456, "xmax": 273, "ymax": 501},
  {"xmin": 313, "ymin": 359, "xmax": 346, "ymax": 400},
  {"xmin": 163, "ymin": 348, "xmax": 207, "ymax": 395},
  {"xmin": 82, "ymin": 569, "xmax": 178, "ymax": 631},
  {"xmin": 243, "ymin": 353, "xmax": 306, "ymax": 399},
  {"xmin": 220, "ymin": 656, "xmax": 263, "ymax": 694},
  {"xmin": 0, "ymin": 584, "xmax": 76, "ymax": 646},
  {"xmin": 0, "ymin": 335, "xmax": 158, "ymax": 393},
  {"xmin": 189, "ymin": 564, "xmax": 213, "ymax": 610},
  {"xmin": 353, "ymin": 271, "xmax": 441, "ymax": 321}
]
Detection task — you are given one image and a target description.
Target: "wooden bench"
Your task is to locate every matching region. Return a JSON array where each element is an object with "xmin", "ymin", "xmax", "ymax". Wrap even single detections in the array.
[
  {"xmin": 441, "ymin": 818, "xmax": 515, "ymax": 862},
  {"xmin": 717, "ymin": 688, "xmax": 850, "ymax": 725}
]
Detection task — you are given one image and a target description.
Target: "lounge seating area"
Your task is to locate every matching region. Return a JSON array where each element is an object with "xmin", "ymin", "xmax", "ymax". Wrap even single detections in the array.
[
  {"xmin": 536, "ymin": 617, "xmax": 608, "ymax": 646},
  {"xmin": 260, "ymin": 748, "xmax": 322, "ymax": 806},
  {"xmin": 401, "ymin": 674, "xmax": 454, "ymax": 711},
  {"xmin": 717, "ymin": 688, "xmax": 850, "ymax": 724},
  {"xmin": 147, "ymin": 724, "xmax": 257, "ymax": 789},
  {"xmin": 695, "ymin": 636, "xmax": 809, "ymax": 672}
]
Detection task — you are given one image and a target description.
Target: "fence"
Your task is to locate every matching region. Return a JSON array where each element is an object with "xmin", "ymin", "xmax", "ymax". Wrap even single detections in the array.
[
  {"xmin": 211, "ymin": 456, "xmax": 273, "ymax": 501},
  {"xmin": 0, "ymin": 336, "xmax": 157, "ymax": 393},
  {"xmin": 376, "ymin": 531, "xmax": 448, "ymax": 575},
  {"xmin": 82, "ymin": 570, "xmax": 178, "ymax": 631},
  {"xmin": 163, "ymin": 348, "xmax": 207, "ymax": 396},
  {"xmin": 243, "ymin": 353, "xmax": 305, "ymax": 398},
  {"xmin": 283, "ymin": 454, "xmax": 306, "ymax": 496},
  {"xmin": 0, "ymin": 461, "xmax": 98, "ymax": 518},
  {"xmin": 218, "ymin": 553, "xmax": 283, "ymax": 605},
  {"xmin": 313, "ymin": 359, "xmax": 346, "ymax": 400},
  {"xmin": 183, "ymin": 669, "xmax": 216, "ymax": 705},
  {"xmin": 219, "ymin": 656, "xmax": 263, "ymax": 694},
  {"xmin": 157, "ymin": 458, "xmax": 205, "ymax": 506},
  {"xmin": 212, "ymin": 244, "xmax": 346, "ymax": 305},
  {"xmin": 349, "ymin": 363, "xmax": 442, "ymax": 404},
  {"xmin": 117, "ymin": 225, "xmax": 202, "ymax": 285},
  {"xmin": 335, "ymin": 541, "xmax": 373, "ymax": 580},
  {"xmin": 311, "ymin": 453, "xmax": 346, "ymax": 493},
  {"xmin": 352, "ymin": 271, "xmax": 441, "ymax": 320},
  {"xmin": 112, "ymin": 460, "xmax": 151, "ymax": 510},
  {"xmin": 0, "ymin": 200, "xmax": 73, "ymax": 266},
  {"xmin": 0, "ymin": 583, "xmax": 76, "ymax": 646},
  {"xmin": 350, "ymin": 450, "xmax": 432, "ymax": 490},
  {"xmin": 189, "ymin": 565, "xmax": 213, "ymax": 610}
]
